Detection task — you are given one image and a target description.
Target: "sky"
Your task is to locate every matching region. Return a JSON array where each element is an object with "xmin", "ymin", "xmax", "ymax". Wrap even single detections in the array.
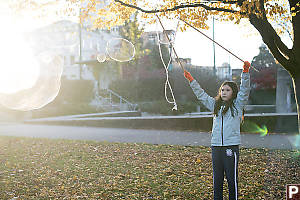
[
  {"xmin": 145, "ymin": 18, "xmax": 268, "ymax": 69},
  {"xmin": 174, "ymin": 20, "xmax": 263, "ymax": 69},
  {"xmin": 150, "ymin": 18, "xmax": 277, "ymax": 69},
  {"xmin": 176, "ymin": 19, "xmax": 292, "ymax": 69}
]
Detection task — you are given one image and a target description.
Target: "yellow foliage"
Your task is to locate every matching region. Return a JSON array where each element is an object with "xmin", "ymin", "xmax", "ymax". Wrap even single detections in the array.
[
  {"xmin": 10, "ymin": 0, "xmax": 293, "ymax": 32},
  {"xmin": 77, "ymin": 0, "xmax": 276, "ymax": 30}
]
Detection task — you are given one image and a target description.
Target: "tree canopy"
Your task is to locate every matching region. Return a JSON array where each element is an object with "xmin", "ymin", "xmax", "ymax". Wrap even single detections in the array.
[{"xmin": 79, "ymin": 0, "xmax": 296, "ymax": 32}]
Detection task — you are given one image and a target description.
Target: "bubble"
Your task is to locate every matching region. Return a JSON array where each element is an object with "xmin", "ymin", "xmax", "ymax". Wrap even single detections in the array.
[
  {"xmin": 96, "ymin": 53, "xmax": 106, "ymax": 63},
  {"xmin": 0, "ymin": 37, "xmax": 40, "ymax": 94},
  {"xmin": 158, "ymin": 30, "xmax": 176, "ymax": 45},
  {"xmin": 96, "ymin": 45, "xmax": 107, "ymax": 63},
  {"xmin": 106, "ymin": 38, "xmax": 135, "ymax": 62},
  {"xmin": 155, "ymin": 18, "xmax": 179, "ymax": 45},
  {"xmin": 0, "ymin": 52, "xmax": 63, "ymax": 111}
]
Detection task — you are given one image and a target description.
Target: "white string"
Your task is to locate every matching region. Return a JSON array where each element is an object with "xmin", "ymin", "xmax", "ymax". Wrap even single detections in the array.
[
  {"xmin": 157, "ymin": 36, "xmax": 177, "ymax": 110},
  {"xmin": 156, "ymin": 19, "xmax": 180, "ymax": 111}
]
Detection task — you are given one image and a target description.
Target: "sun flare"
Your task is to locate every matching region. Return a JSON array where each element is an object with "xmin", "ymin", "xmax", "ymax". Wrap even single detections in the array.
[{"xmin": 0, "ymin": 20, "xmax": 40, "ymax": 94}]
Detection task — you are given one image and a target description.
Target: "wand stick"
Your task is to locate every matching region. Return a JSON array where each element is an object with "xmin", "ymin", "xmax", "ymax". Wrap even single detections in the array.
[{"xmin": 180, "ymin": 18, "xmax": 259, "ymax": 72}]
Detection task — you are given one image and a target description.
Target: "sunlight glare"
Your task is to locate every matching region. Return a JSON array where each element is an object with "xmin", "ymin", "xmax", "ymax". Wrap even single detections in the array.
[{"xmin": 0, "ymin": 21, "xmax": 39, "ymax": 94}]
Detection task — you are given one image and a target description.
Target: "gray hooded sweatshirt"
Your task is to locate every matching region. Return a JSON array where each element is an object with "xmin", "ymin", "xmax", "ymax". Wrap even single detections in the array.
[{"xmin": 189, "ymin": 72, "xmax": 250, "ymax": 146}]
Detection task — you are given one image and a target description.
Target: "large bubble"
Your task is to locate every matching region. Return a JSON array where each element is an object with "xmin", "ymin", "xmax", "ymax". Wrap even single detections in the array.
[
  {"xmin": 155, "ymin": 18, "xmax": 179, "ymax": 45},
  {"xmin": 0, "ymin": 19, "xmax": 67, "ymax": 111},
  {"xmin": 96, "ymin": 53, "xmax": 107, "ymax": 63},
  {"xmin": 158, "ymin": 30, "xmax": 176, "ymax": 45},
  {"xmin": 0, "ymin": 52, "xmax": 63, "ymax": 111},
  {"xmin": 96, "ymin": 45, "xmax": 107, "ymax": 63},
  {"xmin": 0, "ymin": 37, "xmax": 39, "ymax": 94},
  {"xmin": 106, "ymin": 38, "xmax": 135, "ymax": 62}
]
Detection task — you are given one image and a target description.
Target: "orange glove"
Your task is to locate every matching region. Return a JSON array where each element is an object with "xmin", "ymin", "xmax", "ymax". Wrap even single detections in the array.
[
  {"xmin": 243, "ymin": 61, "xmax": 251, "ymax": 73},
  {"xmin": 184, "ymin": 70, "xmax": 194, "ymax": 82}
]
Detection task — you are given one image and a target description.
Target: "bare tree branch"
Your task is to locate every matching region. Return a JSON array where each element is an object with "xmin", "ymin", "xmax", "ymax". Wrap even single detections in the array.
[
  {"xmin": 249, "ymin": 13, "xmax": 294, "ymax": 73},
  {"xmin": 249, "ymin": 1, "xmax": 294, "ymax": 66},
  {"xmin": 258, "ymin": 0, "xmax": 294, "ymax": 61},
  {"xmin": 114, "ymin": 0, "xmax": 238, "ymax": 14}
]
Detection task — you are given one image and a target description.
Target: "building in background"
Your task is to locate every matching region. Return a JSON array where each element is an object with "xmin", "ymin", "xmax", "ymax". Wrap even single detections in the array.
[
  {"xmin": 216, "ymin": 62, "xmax": 231, "ymax": 80},
  {"xmin": 141, "ymin": 31, "xmax": 158, "ymax": 47},
  {"xmin": 28, "ymin": 20, "xmax": 119, "ymax": 83},
  {"xmin": 232, "ymin": 68, "xmax": 243, "ymax": 83}
]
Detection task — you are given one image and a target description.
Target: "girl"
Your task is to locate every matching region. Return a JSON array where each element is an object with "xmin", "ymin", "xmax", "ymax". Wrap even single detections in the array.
[{"xmin": 184, "ymin": 61, "xmax": 251, "ymax": 200}]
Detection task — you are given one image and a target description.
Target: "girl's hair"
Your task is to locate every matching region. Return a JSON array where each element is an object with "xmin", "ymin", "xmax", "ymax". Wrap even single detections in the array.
[{"xmin": 214, "ymin": 81, "xmax": 239, "ymax": 117}]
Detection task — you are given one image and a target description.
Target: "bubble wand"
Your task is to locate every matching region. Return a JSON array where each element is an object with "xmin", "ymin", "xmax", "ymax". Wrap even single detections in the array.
[
  {"xmin": 156, "ymin": 14, "xmax": 186, "ymax": 72},
  {"xmin": 156, "ymin": 14, "xmax": 180, "ymax": 110},
  {"xmin": 180, "ymin": 18, "xmax": 259, "ymax": 72}
]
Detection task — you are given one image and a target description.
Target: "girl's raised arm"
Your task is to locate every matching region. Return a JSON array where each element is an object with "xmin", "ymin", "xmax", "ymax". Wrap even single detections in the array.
[
  {"xmin": 184, "ymin": 70, "xmax": 215, "ymax": 112},
  {"xmin": 236, "ymin": 61, "xmax": 251, "ymax": 107}
]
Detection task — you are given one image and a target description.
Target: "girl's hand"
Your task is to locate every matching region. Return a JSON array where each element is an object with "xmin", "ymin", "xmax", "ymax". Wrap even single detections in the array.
[
  {"xmin": 184, "ymin": 70, "xmax": 194, "ymax": 82},
  {"xmin": 243, "ymin": 61, "xmax": 251, "ymax": 73}
]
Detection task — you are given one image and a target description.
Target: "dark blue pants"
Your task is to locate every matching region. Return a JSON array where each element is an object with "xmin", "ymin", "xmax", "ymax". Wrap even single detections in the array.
[{"xmin": 212, "ymin": 145, "xmax": 239, "ymax": 200}]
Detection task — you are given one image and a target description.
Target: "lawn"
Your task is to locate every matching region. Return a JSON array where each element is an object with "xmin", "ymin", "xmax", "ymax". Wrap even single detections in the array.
[{"xmin": 0, "ymin": 136, "xmax": 299, "ymax": 199}]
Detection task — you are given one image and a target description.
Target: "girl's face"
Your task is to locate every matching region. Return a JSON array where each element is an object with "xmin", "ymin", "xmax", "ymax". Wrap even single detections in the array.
[{"xmin": 220, "ymin": 84, "xmax": 233, "ymax": 101}]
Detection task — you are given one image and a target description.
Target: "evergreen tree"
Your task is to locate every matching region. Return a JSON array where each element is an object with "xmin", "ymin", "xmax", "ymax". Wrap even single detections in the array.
[{"xmin": 250, "ymin": 44, "xmax": 280, "ymax": 90}]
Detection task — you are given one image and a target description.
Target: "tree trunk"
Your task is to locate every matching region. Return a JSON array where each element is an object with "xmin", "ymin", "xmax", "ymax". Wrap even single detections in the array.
[{"xmin": 248, "ymin": 8, "xmax": 300, "ymax": 133}]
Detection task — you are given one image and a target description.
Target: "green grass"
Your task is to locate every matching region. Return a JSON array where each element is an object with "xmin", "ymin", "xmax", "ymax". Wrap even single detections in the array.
[{"xmin": 0, "ymin": 136, "xmax": 299, "ymax": 199}]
